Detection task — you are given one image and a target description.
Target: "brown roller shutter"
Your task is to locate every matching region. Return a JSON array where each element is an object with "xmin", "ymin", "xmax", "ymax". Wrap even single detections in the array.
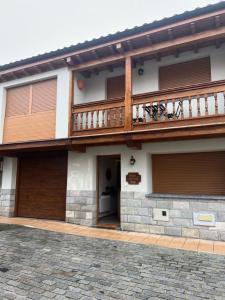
[
  {"xmin": 152, "ymin": 152, "xmax": 225, "ymax": 196},
  {"xmin": 32, "ymin": 79, "xmax": 57, "ymax": 113},
  {"xmin": 4, "ymin": 78, "xmax": 57, "ymax": 143},
  {"xmin": 6, "ymin": 85, "xmax": 30, "ymax": 117},
  {"xmin": 106, "ymin": 75, "xmax": 125, "ymax": 99},
  {"xmin": 159, "ymin": 57, "xmax": 211, "ymax": 90}
]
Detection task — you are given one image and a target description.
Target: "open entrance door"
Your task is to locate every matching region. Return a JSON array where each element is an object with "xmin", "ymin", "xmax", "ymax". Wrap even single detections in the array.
[{"xmin": 97, "ymin": 155, "xmax": 121, "ymax": 229}]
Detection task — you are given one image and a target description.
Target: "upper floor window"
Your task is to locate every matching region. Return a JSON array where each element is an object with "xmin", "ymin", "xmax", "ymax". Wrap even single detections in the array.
[
  {"xmin": 4, "ymin": 78, "xmax": 57, "ymax": 143},
  {"xmin": 159, "ymin": 57, "xmax": 211, "ymax": 90},
  {"xmin": 106, "ymin": 75, "xmax": 125, "ymax": 100},
  {"xmin": 6, "ymin": 78, "xmax": 57, "ymax": 117}
]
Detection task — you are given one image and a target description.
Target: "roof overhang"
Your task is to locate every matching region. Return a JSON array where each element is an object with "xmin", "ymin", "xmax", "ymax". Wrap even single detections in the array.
[{"xmin": 1, "ymin": 3, "xmax": 225, "ymax": 82}]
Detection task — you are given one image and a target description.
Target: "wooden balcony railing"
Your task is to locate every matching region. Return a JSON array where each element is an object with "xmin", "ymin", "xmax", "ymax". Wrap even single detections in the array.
[
  {"xmin": 72, "ymin": 98, "xmax": 125, "ymax": 135},
  {"xmin": 132, "ymin": 80, "xmax": 225, "ymax": 129},
  {"xmin": 71, "ymin": 80, "xmax": 225, "ymax": 138}
]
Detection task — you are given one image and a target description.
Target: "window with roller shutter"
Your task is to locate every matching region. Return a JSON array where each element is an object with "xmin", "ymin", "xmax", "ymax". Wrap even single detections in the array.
[
  {"xmin": 106, "ymin": 75, "xmax": 125, "ymax": 100},
  {"xmin": 152, "ymin": 152, "xmax": 225, "ymax": 196},
  {"xmin": 159, "ymin": 57, "xmax": 211, "ymax": 90},
  {"xmin": 4, "ymin": 78, "xmax": 57, "ymax": 143}
]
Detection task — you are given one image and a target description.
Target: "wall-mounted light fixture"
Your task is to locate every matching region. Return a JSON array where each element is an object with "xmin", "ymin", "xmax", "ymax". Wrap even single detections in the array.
[
  {"xmin": 138, "ymin": 67, "xmax": 144, "ymax": 76},
  {"xmin": 130, "ymin": 155, "xmax": 136, "ymax": 166}
]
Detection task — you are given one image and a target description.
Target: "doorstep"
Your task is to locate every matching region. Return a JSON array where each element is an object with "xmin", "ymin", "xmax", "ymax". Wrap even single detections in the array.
[{"xmin": 0, "ymin": 216, "xmax": 225, "ymax": 256}]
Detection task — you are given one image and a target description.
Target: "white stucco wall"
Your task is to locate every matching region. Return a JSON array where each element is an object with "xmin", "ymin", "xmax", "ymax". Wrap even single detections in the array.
[
  {"xmin": 0, "ymin": 68, "xmax": 70, "ymax": 143},
  {"xmin": 67, "ymin": 137, "xmax": 225, "ymax": 194},
  {"xmin": 74, "ymin": 44, "xmax": 225, "ymax": 104},
  {"xmin": 74, "ymin": 67, "xmax": 124, "ymax": 104},
  {"xmin": 2, "ymin": 157, "xmax": 17, "ymax": 190}
]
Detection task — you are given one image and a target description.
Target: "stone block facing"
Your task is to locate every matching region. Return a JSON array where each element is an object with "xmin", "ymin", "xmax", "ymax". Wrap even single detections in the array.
[
  {"xmin": 0, "ymin": 189, "xmax": 16, "ymax": 217},
  {"xmin": 120, "ymin": 192, "xmax": 225, "ymax": 241},
  {"xmin": 66, "ymin": 190, "xmax": 97, "ymax": 226}
]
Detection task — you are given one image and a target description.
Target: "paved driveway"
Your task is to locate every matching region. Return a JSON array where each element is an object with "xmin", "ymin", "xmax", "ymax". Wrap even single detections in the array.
[{"xmin": 0, "ymin": 224, "xmax": 225, "ymax": 300}]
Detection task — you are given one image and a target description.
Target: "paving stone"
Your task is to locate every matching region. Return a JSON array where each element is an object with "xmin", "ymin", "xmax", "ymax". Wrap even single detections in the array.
[{"xmin": 0, "ymin": 224, "xmax": 225, "ymax": 299}]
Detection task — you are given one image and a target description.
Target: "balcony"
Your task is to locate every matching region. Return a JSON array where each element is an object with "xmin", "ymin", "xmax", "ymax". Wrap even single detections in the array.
[{"xmin": 71, "ymin": 80, "xmax": 225, "ymax": 143}]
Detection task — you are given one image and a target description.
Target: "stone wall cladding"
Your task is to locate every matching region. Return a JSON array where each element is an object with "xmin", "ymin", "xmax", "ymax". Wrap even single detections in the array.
[
  {"xmin": 121, "ymin": 192, "xmax": 225, "ymax": 241},
  {"xmin": 0, "ymin": 189, "xmax": 16, "ymax": 217},
  {"xmin": 66, "ymin": 190, "xmax": 97, "ymax": 226}
]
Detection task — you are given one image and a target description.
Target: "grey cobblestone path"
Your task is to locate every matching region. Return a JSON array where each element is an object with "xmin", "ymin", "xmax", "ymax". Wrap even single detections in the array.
[{"xmin": 0, "ymin": 224, "xmax": 225, "ymax": 299}]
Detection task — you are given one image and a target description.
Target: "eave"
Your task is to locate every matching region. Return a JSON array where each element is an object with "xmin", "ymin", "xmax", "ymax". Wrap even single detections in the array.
[{"xmin": 1, "ymin": 5, "xmax": 225, "ymax": 82}]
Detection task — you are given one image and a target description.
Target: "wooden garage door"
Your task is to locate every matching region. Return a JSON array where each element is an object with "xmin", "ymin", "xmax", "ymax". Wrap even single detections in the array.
[
  {"xmin": 17, "ymin": 151, "xmax": 67, "ymax": 220},
  {"xmin": 152, "ymin": 152, "xmax": 225, "ymax": 196}
]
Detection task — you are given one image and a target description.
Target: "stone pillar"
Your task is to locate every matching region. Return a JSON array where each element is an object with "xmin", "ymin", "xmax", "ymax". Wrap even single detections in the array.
[
  {"xmin": 66, "ymin": 151, "xmax": 97, "ymax": 226},
  {"xmin": 120, "ymin": 150, "xmax": 151, "ymax": 232},
  {"xmin": 0, "ymin": 157, "xmax": 17, "ymax": 217},
  {"xmin": 66, "ymin": 190, "xmax": 97, "ymax": 226}
]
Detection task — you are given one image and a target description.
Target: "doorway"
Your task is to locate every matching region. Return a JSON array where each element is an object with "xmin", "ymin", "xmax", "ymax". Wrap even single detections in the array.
[{"xmin": 97, "ymin": 155, "xmax": 121, "ymax": 229}]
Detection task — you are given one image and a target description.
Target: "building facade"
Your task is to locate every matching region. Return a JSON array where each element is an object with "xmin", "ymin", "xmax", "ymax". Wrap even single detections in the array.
[{"xmin": 1, "ymin": 2, "xmax": 225, "ymax": 240}]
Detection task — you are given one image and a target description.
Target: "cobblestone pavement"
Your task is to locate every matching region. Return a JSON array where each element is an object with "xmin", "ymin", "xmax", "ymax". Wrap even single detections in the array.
[{"xmin": 1, "ymin": 225, "xmax": 225, "ymax": 300}]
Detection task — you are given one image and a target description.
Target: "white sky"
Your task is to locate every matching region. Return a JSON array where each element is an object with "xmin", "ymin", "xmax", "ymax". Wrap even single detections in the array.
[{"xmin": 0, "ymin": 0, "xmax": 220, "ymax": 66}]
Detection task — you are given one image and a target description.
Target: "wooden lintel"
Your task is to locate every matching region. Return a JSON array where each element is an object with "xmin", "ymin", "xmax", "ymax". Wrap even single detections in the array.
[
  {"xmin": 126, "ymin": 140, "xmax": 142, "ymax": 150},
  {"xmin": 70, "ymin": 144, "xmax": 86, "ymax": 153}
]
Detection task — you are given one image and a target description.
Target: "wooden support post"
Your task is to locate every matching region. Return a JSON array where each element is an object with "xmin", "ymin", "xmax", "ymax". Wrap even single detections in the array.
[
  {"xmin": 124, "ymin": 56, "xmax": 132, "ymax": 131},
  {"xmin": 68, "ymin": 70, "xmax": 75, "ymax": 136}
]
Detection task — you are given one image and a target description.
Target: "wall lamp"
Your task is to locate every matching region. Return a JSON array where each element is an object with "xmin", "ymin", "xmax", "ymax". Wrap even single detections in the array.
[
  {"xmin": 130, "ymin": 155, "xmax": 136, "ymax": 166},
  {"xmin": 138, "ymin": 67, "xmax": 144, "ymax": 76}
]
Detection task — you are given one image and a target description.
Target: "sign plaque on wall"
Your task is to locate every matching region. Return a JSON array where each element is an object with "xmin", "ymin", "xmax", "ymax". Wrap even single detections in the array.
[
  {"xmin": 193, "ymin": 212, "xmax": 216, "ymax": 226},
  {"xmin": 126, "ymin": 172, "xmax": 141, "ymax": 185}
]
